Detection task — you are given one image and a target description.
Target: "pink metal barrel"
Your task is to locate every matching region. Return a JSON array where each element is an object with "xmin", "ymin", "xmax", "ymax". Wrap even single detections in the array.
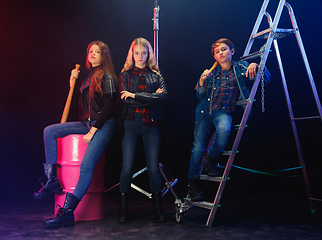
[{"xmin": 55, "ymin": 134, "xmax": 105, "ymax": 221}]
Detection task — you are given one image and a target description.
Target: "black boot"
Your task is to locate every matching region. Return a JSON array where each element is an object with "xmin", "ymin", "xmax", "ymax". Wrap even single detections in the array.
[
  {"xmin": 43, "ymin": 192, "xmax": 80, "ymax": 228},
  {"xmin": 204, "ymin": 154, "xmax": 221, "ymax": 177},
  {"xmin": 118, "ymin": 192, "xmax": 129, "ymax": 223},
  {"xmin": 152, "ymin": 192, "xmax": 167, "ymax": 222},
  {"xmin": 33, "ymin": 163, "xmax": 63, "ymax": 199},
  {"xmin": 188, "ymin": 177, "xmax": 203, "ymax": 201}
]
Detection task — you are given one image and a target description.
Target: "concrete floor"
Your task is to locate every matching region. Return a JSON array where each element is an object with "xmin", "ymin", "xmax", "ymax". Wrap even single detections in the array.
[{"xmin": 1, "ymin": 192, "xmax": 322, "ymax": 240}]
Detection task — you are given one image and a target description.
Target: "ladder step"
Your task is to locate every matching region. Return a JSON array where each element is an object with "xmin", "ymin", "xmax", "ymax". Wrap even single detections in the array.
[
  {"xmin": 232, "ymin": 124, "xmax": 248, "ymax": 130},
  {"xmin": 310, "ymin": 198, "xmax": 322, "ymax": 202},
  {"xmin": 242, "ymin": 28, "xmax": 295, "ymax": 61},
  {"xmin": 236, "ymin": 99, "xmax": 249, "ymax": 105},
  {"xmin": 184, "ymin": 198, "xmax": 214, "ymax": 210},
  {"xmin": 241, "ymin": 49, "xmax": 268, "ymax": 61},
  {"xmin": 199, "ymin": 174, "xmax": 223, "ymax": 182},
  {"xmin": 292, "ymin": 116, "xmax": 321, "ymax": 121},
  {"xmin": 252, "ymin": 28, "xmax": 295, "ymax": 40},
  {"xmin": 223, "ymin": 150, "xmax": 239, "ymax": 155}
]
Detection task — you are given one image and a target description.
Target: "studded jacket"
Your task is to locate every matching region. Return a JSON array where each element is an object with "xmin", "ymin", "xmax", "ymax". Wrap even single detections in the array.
[
  {"xmin": 79, "ymin": 71, "xmax": 116, "ymax": 129},
  {"xmin": 119, "ymin": 67, "xmax": 167, "ymax": 123}
]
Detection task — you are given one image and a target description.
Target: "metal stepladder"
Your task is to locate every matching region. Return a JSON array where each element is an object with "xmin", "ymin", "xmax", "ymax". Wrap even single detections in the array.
[{"xmin": 175, "ymin": 0, "xmax": 322, "ymax": 227}]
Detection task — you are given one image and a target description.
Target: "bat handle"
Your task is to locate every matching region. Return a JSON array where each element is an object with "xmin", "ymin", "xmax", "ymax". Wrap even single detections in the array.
[
  {"xmin": 60, "ymin": 64, "xmax": 81, "ymax": 123},
  {"xmin": 201, "ymin": 61, "xmax": 218, "ymax": 80}
]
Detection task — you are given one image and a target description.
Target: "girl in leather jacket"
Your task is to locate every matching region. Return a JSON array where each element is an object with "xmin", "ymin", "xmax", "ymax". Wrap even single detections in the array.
[
  {"xmin": 117, "ymin": 38, "xmax": 167, "ymax": 223},
  {"xmin": 34, "ymin": 41, "xmax": 119, "ymax": 229}
]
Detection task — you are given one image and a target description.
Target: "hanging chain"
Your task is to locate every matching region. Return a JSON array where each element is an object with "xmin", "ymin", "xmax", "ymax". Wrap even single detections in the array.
[
  {"xmin": 261, "ymin": 72, "xmax": 265, "ymax": 112},
  {"xmin": 259, "ymin": 46, "xmax": 266, "ymax": 113},
  {"xmin": 208, "ymin": 74, "xmax": 216, "ymax": 115}
]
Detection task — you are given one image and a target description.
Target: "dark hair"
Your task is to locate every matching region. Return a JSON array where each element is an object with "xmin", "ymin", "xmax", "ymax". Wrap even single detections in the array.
[
  {"xmin": 85, "ymin": 41, "xmax": 119, "ymax": 97},
  {"xmin": 211, "ymin": 38, "xmax": 234, "ymax": 56}
]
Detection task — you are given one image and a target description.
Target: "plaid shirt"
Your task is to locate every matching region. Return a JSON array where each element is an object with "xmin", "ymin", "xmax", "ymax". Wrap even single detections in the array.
[
  {"xmin": 209, "ymin": 68, "xmax": 239, "ymax": 114},
  {"xmin": 194, "ymin": 60, "xmax": 271, "ymax": 135},
  {"xmin": 132, "ymin": 67, "xmax": 158, "ymax": 127}
]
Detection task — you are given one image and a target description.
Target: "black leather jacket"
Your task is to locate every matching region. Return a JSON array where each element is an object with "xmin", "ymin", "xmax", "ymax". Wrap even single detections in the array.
[
  {"xmin": 79, "ymin": 72, "xmax": 116, "ymax": 128},
  {"xmin": 119, "ymin": 67, "xmax": 167, "ymax": 122}
]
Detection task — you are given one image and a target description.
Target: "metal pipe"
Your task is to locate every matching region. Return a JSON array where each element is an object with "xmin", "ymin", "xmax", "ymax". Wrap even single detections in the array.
[{"xmin": 153, "ymin": 0, "xmax": 160, "ymax": 65}]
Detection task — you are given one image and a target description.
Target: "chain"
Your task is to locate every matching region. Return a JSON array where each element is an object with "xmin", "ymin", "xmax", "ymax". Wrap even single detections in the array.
[
  {"xmin": 261, "ymin": 72, "xmax": 265, "ymax": 112},
  {"xmin": 257, "ymin": 43, "xmax": 266, "ymax": 112},
  {"xmin": 208, "ymin": 74, "xmax": 216, "ymax": 115},
  {"xmin": 257, "ymin": 58, "xmax": 266, "ymax": 113}
]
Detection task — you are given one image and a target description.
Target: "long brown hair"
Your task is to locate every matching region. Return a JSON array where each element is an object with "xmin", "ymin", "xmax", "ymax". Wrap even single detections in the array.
[
  {"xmin": 121, "ymin": 38, "xmax": 159, "ymax": 73},
  {"xmin": 85, "ymin": 41, "xmax": 118, "ymax": 97}
]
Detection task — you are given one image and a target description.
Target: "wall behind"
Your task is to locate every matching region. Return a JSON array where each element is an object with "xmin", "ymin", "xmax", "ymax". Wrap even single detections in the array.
[{"xmin": 0, "ymin": 0, "xmax": 321, "ymax": 200}]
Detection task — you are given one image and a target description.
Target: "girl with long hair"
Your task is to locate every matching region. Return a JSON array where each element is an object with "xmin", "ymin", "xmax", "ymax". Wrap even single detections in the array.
[
  {"xmin": 118, "ymin": 38, "xmax": 167, "ymax": 223},
  {"xmin": 34, "ymin": 41, "xmax": 118, "ymax": 228}
]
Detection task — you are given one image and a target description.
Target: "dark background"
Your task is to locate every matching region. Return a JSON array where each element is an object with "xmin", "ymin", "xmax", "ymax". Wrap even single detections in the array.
[{"xmin": 1, "ymin": 0, "xmax": 321, "ymax": 203}]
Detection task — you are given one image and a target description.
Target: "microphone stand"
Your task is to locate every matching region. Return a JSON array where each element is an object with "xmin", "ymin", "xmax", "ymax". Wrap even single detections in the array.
[{"xmin": 152, "ymin": 0, "xmax": 160, "ymax": 65}]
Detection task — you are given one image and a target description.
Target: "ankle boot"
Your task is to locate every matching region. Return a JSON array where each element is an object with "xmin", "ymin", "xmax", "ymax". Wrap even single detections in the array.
[
  {"xmin": 33, "ymin": 163, "xmax": 63, "ymax": 199},
  {"xmin": 152, "ymin": 192, "xmax": 167, "ymax": 222},
  {"xmin": 187, "ymin": 177, "xmax": 203, "ymax": 201},
  {"xmin": 43, "ymin": 192, "xmax": 80, "ymax": 228},
  {"xmin": 118, "ymin": 192, "xmax": 129, "ymax": 223},
  {"xmin": 204, "ymin": 154, "xmax": 220, "ymax": 177}
]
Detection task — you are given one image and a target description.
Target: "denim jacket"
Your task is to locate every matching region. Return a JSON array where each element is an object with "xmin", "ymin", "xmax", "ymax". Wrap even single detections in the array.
[{"xmin": 194, "ymin": 60, "xmax": 270, "ymax": 135}]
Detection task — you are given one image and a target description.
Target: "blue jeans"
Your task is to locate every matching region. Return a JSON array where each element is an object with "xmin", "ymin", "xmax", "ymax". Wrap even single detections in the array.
[
  {"xmin": 188, "ymin": 108, "xmax": 232, "ymax": 179},
  {"xmin": 120, "ymin": 113, "xmax": 162, "ymax": 194},
  {"xmin": 43, "ymin": 118, "xmax": 115, "ymax": 200}
]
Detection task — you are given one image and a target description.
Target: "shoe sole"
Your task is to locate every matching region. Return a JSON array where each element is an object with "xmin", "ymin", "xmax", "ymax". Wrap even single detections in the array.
[
  {"xmin": 33, "ymin": 186, "xmax": 63, "ymax": 200},
  {"xmin": 43, "ymin": 221, "xmax": 75, "ymax": 228}
]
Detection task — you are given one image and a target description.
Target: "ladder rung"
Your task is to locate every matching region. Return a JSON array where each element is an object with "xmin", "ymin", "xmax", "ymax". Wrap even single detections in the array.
[
  {"xmin": 275, "ymin": 28, "xmax": 295, "ymax": 39},
  {"xmin": 252, "ymin": 28, "xmax": 270, "ymax": 39},
  {"xmin": 223, "ymin": 150, "xmax": 239, "ymax": 155},
  {"xmin": 223, "ymin": 151, "xmax": 231, "ymax": 155},
  {"xmin": 236, "ymin": 99, "xmax": 249, "ymax": 105},
  {"xmin": 199, "ymin": 174, "xmax": 223, "ymax": 182},
  {"xmin": 241, "ymin": 51, "xmax": 263, "ymax": 61},
  {"xmin": 310, "ymin": 198, "xmax": 322, "ymax": 202},
  {"xmin": 184, "ymin": 199, "xmax": 214, "ymax": 210},
  {"xmin": 232, "ymin": 124, "xmax": 248, "ymax": 130},
  {"xmin": 237, "ymin": 99, "xmax": 256, "ymax": 105},
  {"xmin": 252, "ymin": 28, "xmax": 295, "ymax": 40},
  {"xmin": 292, "ymin": 116, "xmax": 321, "ymax": 121}
]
